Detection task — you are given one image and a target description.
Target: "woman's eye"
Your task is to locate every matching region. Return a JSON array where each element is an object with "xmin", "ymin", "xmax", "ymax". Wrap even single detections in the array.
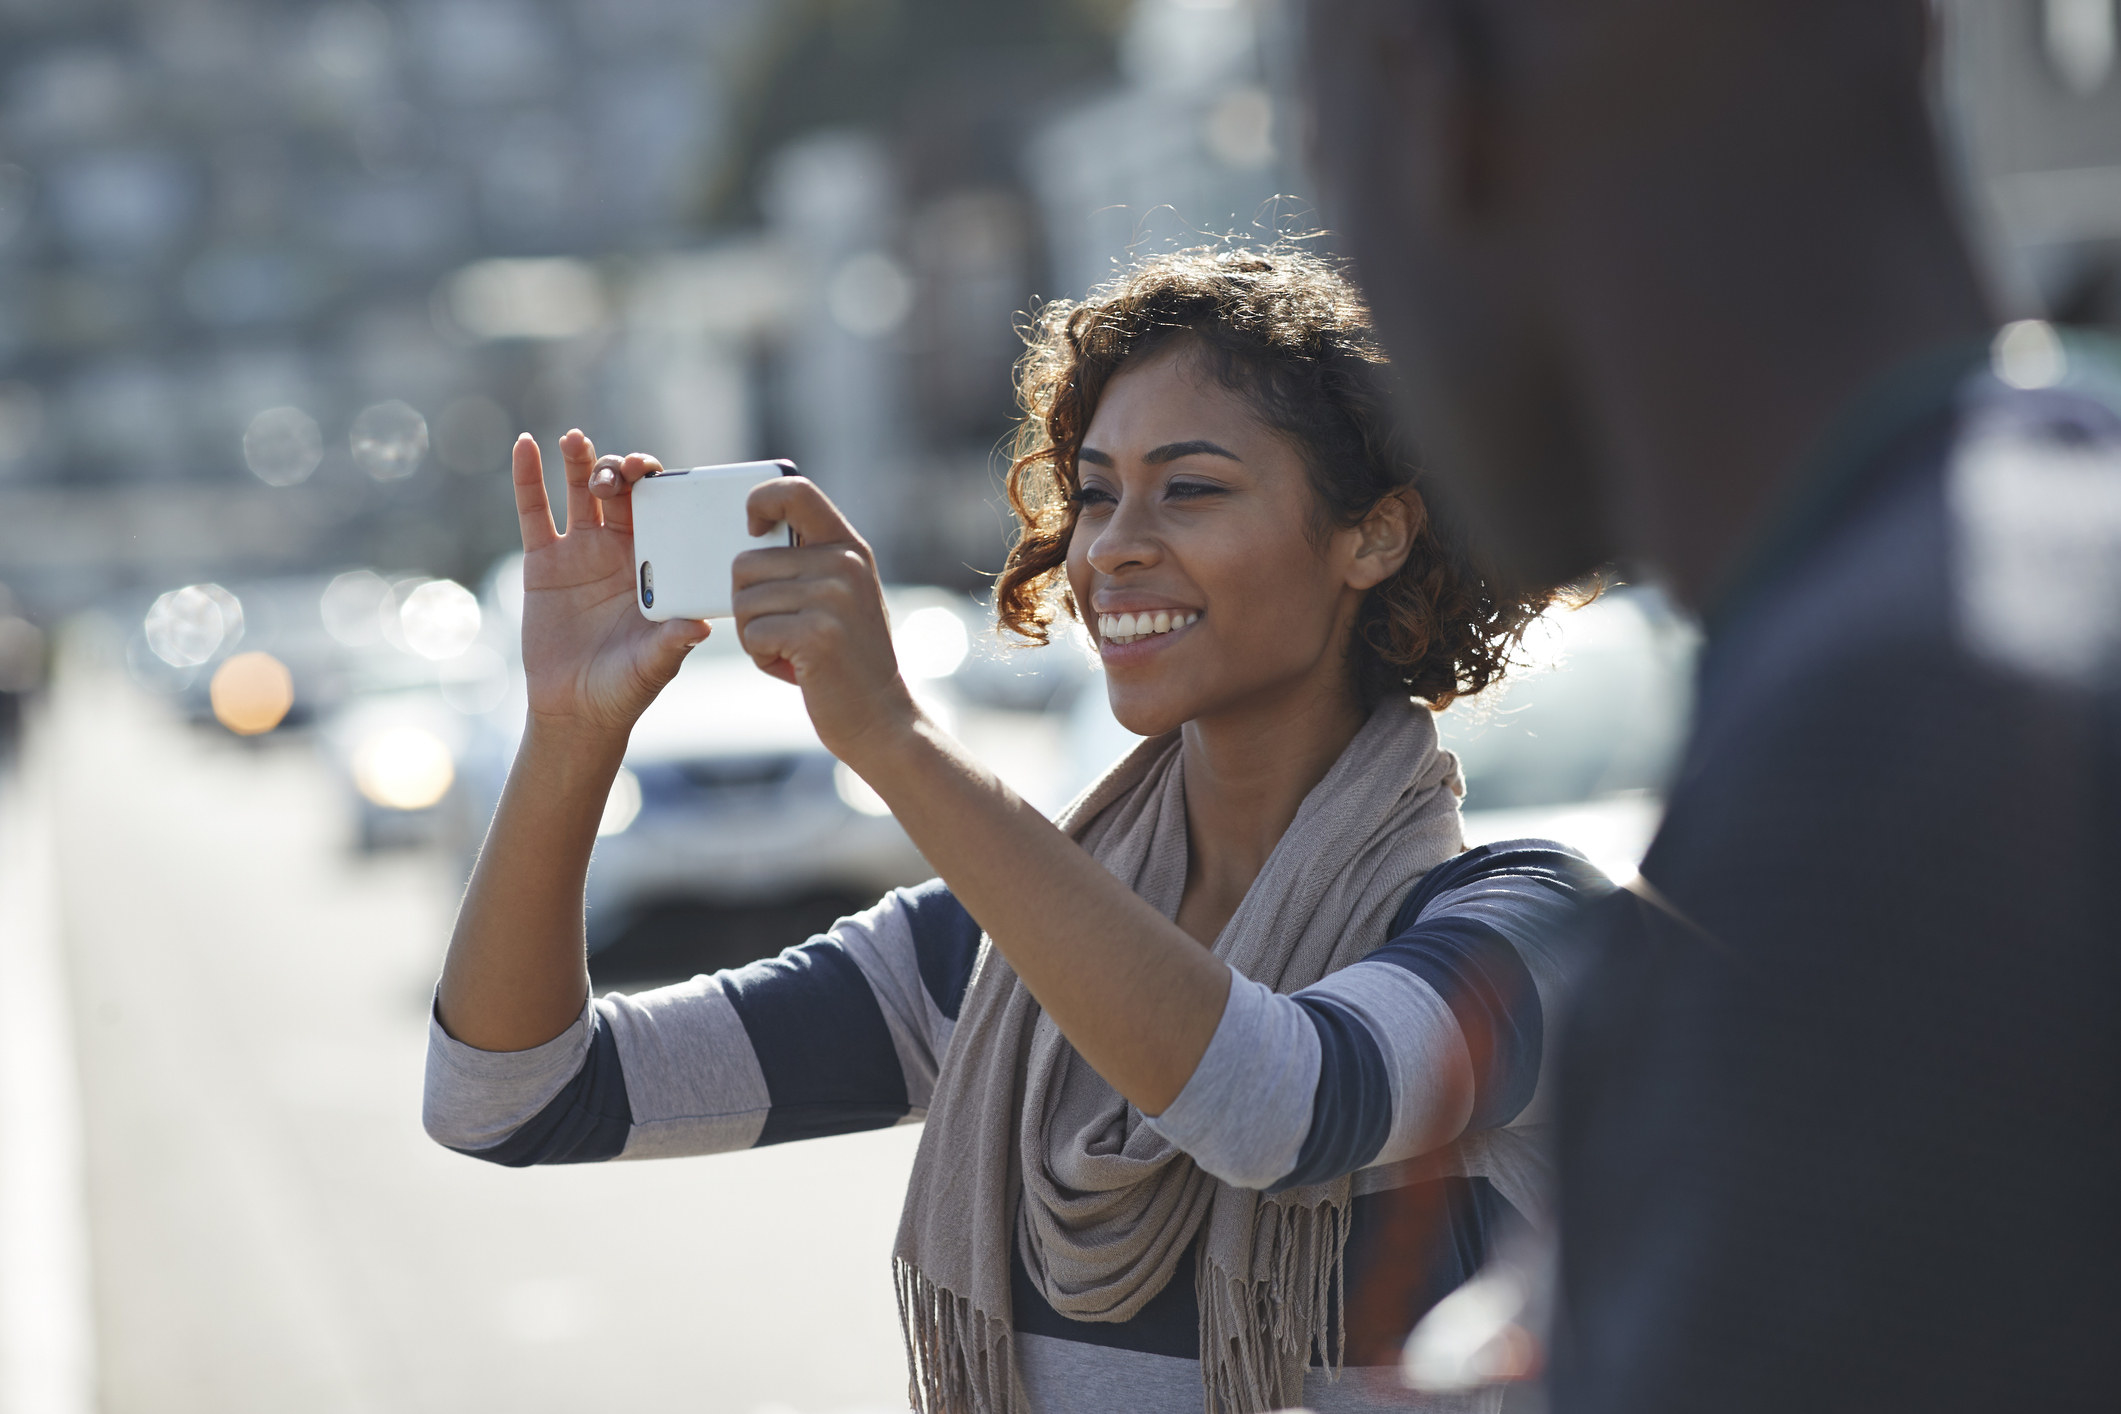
[
  {"xmin": 1073, "ymin": 485, "xmax": 1116, "ymax": 509},
  {"xmin": 1166, "ymin": 480, "xmax": 1224, "ymax": 500}
]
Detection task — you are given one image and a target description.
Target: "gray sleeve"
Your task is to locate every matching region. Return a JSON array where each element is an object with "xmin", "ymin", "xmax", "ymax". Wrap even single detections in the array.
[
  {"xmin": 421, "ymin": 998, "xmax": 594, "ymax": 1152},
  {"xmin": 419, "ymin": 889, "xmax": 944, "ymax": 1163},
  {"xmin": 598, "ymin": 976, "xmax": 773, "ymax": 1159},
  {"xmin": 1140, "ymin": 966, "xmax": 1321, "ymax": 1189}
]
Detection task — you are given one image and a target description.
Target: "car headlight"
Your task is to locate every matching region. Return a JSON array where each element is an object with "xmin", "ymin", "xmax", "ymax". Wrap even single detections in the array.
[
  {"xmin": 351, "ymin": 727, "xmax": 455, "ymax": 810},
  {"xmin": 598, "ymin": 767, "xmax": 642, "ymax": 836}
]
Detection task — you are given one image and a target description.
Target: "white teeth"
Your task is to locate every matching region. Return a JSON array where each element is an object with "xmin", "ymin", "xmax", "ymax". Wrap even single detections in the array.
[{"xmin": 1098, "ymin": 610, "xmax": 1199, "ymax": 643}]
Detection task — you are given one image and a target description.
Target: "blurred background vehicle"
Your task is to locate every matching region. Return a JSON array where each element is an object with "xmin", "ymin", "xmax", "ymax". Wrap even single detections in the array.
[
  {"xmin": 1445, "ymin": 587, "xmax": 1697, "ymax": 883},
  {"xmin": 0, "ymin": 3, "xmax": 2113, "ymax": 1413}
]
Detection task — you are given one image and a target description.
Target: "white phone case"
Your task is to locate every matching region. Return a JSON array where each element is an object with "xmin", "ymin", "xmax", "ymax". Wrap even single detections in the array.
[{"xmin": 630, "ymin": 460, "xmax": 796, "ymax": 621}]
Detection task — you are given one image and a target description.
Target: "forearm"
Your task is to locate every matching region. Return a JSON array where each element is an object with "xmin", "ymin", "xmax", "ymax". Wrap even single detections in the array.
[
  {"xmin": 436, "ymin": 719, "xmax": 627, "ymax": 1051},
  {"xmin": 856, "ymin": 715, "xmax": 1230, "ymax": 1114}
]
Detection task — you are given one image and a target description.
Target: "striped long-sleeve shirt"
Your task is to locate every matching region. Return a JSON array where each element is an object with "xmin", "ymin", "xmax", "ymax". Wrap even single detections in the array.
[{"xmin": 424, "ymin": 840, "xmax": 1603, "ymax": 1413}]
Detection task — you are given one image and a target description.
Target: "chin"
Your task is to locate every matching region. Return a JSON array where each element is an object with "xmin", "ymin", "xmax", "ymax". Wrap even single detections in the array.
[{"xmin": 1103, "ymin": 685, "xmax": 1191, "ymax": 739}]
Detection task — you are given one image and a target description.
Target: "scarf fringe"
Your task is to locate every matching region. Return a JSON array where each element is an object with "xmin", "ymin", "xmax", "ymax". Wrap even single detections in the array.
[
  {"xmin": 896, "ymin": 1258, "xmax": 1021, "ymax": 1414},
  {"xmin": 1196, "ymin": 1196, "xmax": 1352, "ymax": 1414}
]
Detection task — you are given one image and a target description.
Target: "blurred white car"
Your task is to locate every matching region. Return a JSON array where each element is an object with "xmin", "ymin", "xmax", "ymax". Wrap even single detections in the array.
[
  {"xmin": 1441, "ymin": 586, "xmax": 1697, "ymax": 881},
  {"xmin": 442, "ymin": 570, "xmax": 1086, "ymax": 962},
  {"xmin": 580, "ymin": 626, "xmax": 932, "ymax": 952}
]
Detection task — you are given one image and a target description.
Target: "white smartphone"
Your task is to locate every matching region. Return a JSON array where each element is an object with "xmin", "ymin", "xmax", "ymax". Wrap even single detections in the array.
[{"xmin": 630, "ymin": 459, "xmax": 798, "ymax": 621}]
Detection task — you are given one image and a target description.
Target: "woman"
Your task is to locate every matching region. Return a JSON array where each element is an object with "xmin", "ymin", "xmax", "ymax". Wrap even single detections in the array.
[{"xmin": 425, "ymin": 246, "xmax": 1603, "ymax": 1413}]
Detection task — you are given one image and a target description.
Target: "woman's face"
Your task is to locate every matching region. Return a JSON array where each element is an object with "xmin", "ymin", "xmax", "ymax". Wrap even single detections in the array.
[{"xmin": 1065, "ymin": 345, "xmax": 1406, "ymax": 738}]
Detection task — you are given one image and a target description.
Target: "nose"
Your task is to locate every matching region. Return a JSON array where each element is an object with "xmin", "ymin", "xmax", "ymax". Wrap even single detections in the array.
[{"xmin": 1084, "ymin": 492, "xmax": 1162, "ymax": 577}]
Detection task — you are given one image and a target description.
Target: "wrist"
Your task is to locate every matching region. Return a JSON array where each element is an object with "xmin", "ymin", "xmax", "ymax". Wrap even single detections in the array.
[
  {"xmin": 519, "ymin": 713, "xmax": 631, "ymax": 785},
  {"xmin": 831, "ymin": 690, "xmax": 939, "ymax": 785}
]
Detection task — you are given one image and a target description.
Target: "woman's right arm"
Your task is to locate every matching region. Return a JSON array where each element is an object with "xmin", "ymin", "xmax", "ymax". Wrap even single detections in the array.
[{"xmin": 434, "ymin": 429, "xmax": 706, "ymax": 1052}]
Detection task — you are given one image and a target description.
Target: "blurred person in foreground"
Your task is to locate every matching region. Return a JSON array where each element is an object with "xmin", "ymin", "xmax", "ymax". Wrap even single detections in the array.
[
  {"xmin": 1305, "ymin": 1, "xmax": 2121, "ymax": 1410},
  {"xmin": 423, "ymin": 247, "xmax": 1610, "ymax": 1413}
]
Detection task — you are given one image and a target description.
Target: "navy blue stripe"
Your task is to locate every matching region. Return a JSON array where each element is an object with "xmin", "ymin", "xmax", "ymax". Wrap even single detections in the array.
[
  {"xmin": 1272, "ymin": 994, "xmax": 1395, "ymax": 1192},
  {"xmin": 1011, "ymin": 1227, "xmax": 1203, "ymax": 1358},
  {"xmin": 453, "ymin": 1011, "xmax": 632, "ymax": 1166},
  {"xmin": 1268, "ymin": 842, "xmax": 1595, "ymax": 1190},
  {"xmin": 1370, "ymin": 916, "xmax": 1544, "ymax": 1131},
  {"xmin": 721, "ymin": 936, "xmax": 911, "ymax": 1145},
  {"xmin": 898, "ymin": 878, "xmax": 982, "ymax": 1020},
  {"xmin": 1387, "ymin": 839, "xmax": 1605, "ymax": 938}
]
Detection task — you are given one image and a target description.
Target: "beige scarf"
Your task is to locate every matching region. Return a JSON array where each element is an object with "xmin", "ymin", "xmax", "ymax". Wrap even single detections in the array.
[{"xmin": 894, "ymin": 696, "xmax": 1466, "ymax": 1414}]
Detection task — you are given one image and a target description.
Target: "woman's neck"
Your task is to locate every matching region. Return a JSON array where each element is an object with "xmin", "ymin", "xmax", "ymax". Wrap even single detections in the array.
[{"xmin": 1173, "ymin": 673, "xmax": 1370, "ymax": 946}]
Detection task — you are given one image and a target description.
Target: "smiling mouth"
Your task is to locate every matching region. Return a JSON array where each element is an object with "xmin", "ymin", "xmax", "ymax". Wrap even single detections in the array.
[{"xmin": 1097, "ymin": 610, "xmax": 1199, "ymax": 646}]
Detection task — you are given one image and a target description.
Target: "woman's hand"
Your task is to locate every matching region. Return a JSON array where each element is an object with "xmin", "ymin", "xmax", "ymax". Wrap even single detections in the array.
[
  {"xmin": 512, "ymin": 430, "xmax": 706, "ymax": 739},
  {"xmin": 731, "ymin": 477, "xmax": 920, "ymax": 769}
]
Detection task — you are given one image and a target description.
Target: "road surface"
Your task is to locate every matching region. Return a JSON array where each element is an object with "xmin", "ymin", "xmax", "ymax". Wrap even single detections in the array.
[{"xmin": 17, "ymin": 640, "xmax": 918, "ymax": 1414}]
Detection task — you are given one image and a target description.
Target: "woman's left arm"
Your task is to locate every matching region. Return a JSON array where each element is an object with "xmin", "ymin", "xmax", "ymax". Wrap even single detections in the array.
[{"xmin": 731, "ymin": 478, "xmax": 1229, "ymax": 1115}]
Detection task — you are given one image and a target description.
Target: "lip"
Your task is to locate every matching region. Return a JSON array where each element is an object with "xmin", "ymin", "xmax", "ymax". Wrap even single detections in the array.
[{"xmin": 1091, "ymin": 598, "xmax": 1199, "ymax": 617}]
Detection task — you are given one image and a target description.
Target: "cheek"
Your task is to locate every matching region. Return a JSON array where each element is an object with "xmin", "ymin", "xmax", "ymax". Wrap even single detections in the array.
[
  {"xmin": 1063, "ymin": 532, "xmax": 1092, "ymax": 616},
  {"xmin": 1196, "ymin": 524, "xmax": 1341, "ymax": 639}
]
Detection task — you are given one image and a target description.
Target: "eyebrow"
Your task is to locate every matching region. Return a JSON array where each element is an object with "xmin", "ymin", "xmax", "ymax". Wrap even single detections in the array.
[{"xmin": 1077, "ymin": 440, "xmax": 1242, "ymax": 468}]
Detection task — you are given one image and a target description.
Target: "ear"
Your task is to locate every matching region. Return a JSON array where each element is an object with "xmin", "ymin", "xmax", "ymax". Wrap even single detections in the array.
[{"xmin": 1346, "ymin": 491, "xmax": 1423, "ymax": 592}]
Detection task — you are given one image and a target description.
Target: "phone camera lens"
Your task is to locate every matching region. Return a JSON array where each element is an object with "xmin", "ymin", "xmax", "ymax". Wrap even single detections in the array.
[{"xmin": 639, "ymin": 560, "xmax": 654, "ymax": 609}]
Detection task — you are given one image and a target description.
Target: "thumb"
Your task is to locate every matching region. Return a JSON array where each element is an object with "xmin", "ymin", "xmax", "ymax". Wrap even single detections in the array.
[{"xmin": 646, "ymin": 617, "xmax": 710, "ymax": 680}]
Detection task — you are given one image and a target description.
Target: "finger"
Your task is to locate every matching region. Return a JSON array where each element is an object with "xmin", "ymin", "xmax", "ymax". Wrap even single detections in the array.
[
  {"xmin": 559, "ymin": 428, "xmax": 600, "ymax": 533},
  {"xmin": 588, "ymin": 452, "xmax": 662, "ymax": 492},
  {"xmin": 595, "ymin": 452, "xmax": 665, "ymax": 534},
  {"xmin": 746, "ymin": 476, "xmax": 863, "ymax": 549},
  {"xmin": 734, "ymin": 608, "xmax": 812, "ymax": 685},
  {"xmin": 731, "ymin": 569, "xmax": 863, "ymax": 624},
  {"xmin": 642, "ymin": 616, "xmax": 711, "ymax": 683},
  {"xmin": 732, "ymin": 542, "xmax": 874, "ymax": 593},
  {"xmin": 511, "ymin": 434, "xmax": 558, "ymax": 552}
]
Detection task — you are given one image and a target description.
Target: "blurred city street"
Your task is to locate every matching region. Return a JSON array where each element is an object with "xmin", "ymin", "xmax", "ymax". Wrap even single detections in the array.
[
  {"xmin": 0, "ymin": 2, "xmax": 2113, "ymax": 1410},
  {"xmin": 15, "ymin": 636, "xmax": 917, "ymax": 1414}
]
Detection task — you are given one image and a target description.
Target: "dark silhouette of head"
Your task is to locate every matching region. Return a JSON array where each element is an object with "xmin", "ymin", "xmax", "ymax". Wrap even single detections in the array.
[{"xmin": 1304, "ymin": 0, "xmax": 1994, "ymax": 603}]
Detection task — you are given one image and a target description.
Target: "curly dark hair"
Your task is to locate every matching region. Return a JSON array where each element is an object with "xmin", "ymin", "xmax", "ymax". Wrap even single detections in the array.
[{"xmin": 995, "ymin": 242, "xmax": 1566, "ymax": 708}]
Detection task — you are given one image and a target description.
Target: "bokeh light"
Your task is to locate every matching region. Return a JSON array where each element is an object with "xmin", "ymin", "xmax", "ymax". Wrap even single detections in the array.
[
  {"xmin": 597, "ymin": 767, "xmax": 642, "ymax": 836},
  {"xmin": 349, "ymin": 399, "xmax": 429, "ymax": 481},
  {"xmin": 826, "ymin": 251, "xmax": 913, "ymax": 338},
  {"xmin": 208, "ymin": 651, "xmax": 294, "ymax": 735},
  {"xmin": 893, "ymin": 605, "xmax": 969, "ymax": 679},
  {"xmin": 144, "ymin": 583, "xmax": 243, "ymax": 667},
  {"xmin": 241, "ymin": 405, "xmax": 324, "ymax": 487},
  {"xmin": 319, "ymin": 569, "xmax": 391, "ymax": 648},
  {"xmin": 351, "ymin": 726, "xmax": 455, "ymax": 811},
  {"xmin": 833, "ymin": 760, "xmax": 893, "ymax": 817},
  {"xmin": 399, "ymin": 578, "xmax": 481, "ymax": 660}
]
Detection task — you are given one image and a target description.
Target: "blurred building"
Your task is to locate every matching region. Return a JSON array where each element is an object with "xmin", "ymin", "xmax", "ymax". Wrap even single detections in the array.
[
  {"xmin": 0, "ymin": 0, "xmax": 769, "ymax": 611},
  {"xmin": 1, "ymin": 0, "xmax": 2115, "ymax": 621}
]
